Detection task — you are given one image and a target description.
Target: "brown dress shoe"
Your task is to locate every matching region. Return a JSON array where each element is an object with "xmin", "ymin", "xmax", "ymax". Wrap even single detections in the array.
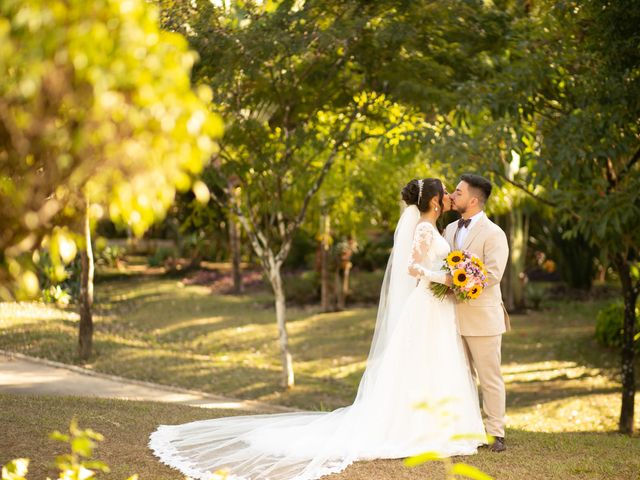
[{"xmin": 489, "ymin": 436, "xmax": 506, "ymax": 452}]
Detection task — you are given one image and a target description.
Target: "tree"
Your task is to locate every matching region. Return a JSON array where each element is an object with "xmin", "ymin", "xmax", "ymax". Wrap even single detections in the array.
[
  {"xmin": 159, "ymin": 0, "xmax": 427, "ymax": 387},
  {"xmin": 0, "ymin": 0, "xmax": 222, "ymax": 357},
  {"xmin": 431, "ymin": 0, "xmax": 640, "ymax": 433}
]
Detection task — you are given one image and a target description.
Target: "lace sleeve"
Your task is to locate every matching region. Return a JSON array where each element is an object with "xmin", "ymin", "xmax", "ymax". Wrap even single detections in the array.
[{"xmin": 407, "ymin": 223, "xmax": 448, "ymax": 284}]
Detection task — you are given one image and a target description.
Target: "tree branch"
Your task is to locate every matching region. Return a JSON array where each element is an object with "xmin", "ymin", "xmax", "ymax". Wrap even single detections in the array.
[
  {"xmin": 275, "ymin": 107, "xmax": 360, "ymax": 264},
  {"xmin": 489, "ymin": 169, "xmax": 557, "ymax": 207},
  {"xmin": 619, "ymin": 144, "xmax": 640, "ymax": 181}
]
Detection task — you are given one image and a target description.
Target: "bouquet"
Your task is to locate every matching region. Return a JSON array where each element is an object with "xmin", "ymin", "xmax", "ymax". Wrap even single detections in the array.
[{"xmin": 430, "ymin": 250, "xmax": 488, "ymax": 301}]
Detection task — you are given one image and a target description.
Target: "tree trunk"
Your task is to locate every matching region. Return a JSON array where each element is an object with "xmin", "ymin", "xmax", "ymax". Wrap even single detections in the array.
[
  {"xmin": 78, "ymin": 201, "xmax": 94, "ymax": 361},
  {"xmin": 501, "ymin": 210, "xmax": 528, "ymax": 311},
  {"xmin": 270, "ymin": 262, "xmax": 294, "ymax": 388},
  {"xmin": 499, "ymin": 214, "xmax": 515, "ymax": 311},
  {"xmin": 337, "ymin": 238, "xmax": 354, "ymax": 310},
  {"xmin": 511, "ymin": 209, "xmax": 528, "ymax": 310},
  {"xmin": 613, "ymin": 253, "xmax": 637, "ymax": 434},
  {"xmin": 228, "ymin": 215, "xmax": 243, "ymax": 293},
  {"xmin": 320, "ymin": 212, "xmax": 332, "ymax": 312}
]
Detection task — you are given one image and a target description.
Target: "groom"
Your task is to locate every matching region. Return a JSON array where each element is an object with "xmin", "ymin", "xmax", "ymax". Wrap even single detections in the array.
[{"xmin": 444, "ymin": 173, "xmax": 510, "ymax": 453}]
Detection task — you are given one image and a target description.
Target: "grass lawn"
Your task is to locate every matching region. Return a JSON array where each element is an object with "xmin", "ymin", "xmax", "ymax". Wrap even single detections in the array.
[
  {"xmin": 1, "ymin": 393, "xmax": 639, "ymax": 480},
  {"xmin": 1, "ymin": 268, "xmax": 640, "ymax": 478}
]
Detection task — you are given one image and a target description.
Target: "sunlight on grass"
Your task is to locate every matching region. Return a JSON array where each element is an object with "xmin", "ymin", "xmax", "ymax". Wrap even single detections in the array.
[
  {"xmin": 303, "ymin": 359, "xmax": 367, "ymax": 379},
  {"xmin": 503, "ymin": 361, "xmax": 605, "ymax": 383},
  {"xmin": 1, "ymin": 276, "xmax": 638, "ymax": 426},
  {"xmin": 151, "ymin": 316, "xmax": 225, "ymax": 336},
  {"xmin": 509, "ymin": 393, "xmax": 640, "ymax": 432},
  {"xmin": 0, "ymin": 302, "xmax": 79, "ymax": 323}
]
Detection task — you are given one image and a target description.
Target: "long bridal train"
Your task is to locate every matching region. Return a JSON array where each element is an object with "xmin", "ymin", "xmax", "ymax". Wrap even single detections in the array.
[{"xmin": 149, "ymin": 205, "xmax": 485, "ymax": 480}]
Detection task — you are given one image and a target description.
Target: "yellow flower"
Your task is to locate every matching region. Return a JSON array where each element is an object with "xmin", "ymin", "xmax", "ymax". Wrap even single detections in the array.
[
  {"xmin": 471, "ymin": 257, "xmax": 484, "ymax": 270},
  {"xmin": 468, "ymin": 285, "xmax": 483, "ymax": 299},
  {"xmin": 453, "ymin": 269, "xmax": 468, "ymax": 287},
  {"xmin": 447, "ymin": 251, "xmax": 464, "ymax": 267}
]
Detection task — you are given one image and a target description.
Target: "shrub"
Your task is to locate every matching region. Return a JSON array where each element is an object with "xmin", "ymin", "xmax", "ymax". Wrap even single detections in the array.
[
  {"xmin": 525, "ymin": 282, "xmax": 547, "ymax": 309},
  {"xmin": 41, "ymin": 285, "xmax": 72, "ymax": 306},
  {"xmin": 36, "ymin": 251, "xmax": 80, "ymax": 305},
  {"xmin": 595, "ymin": 302, "xmax": 640, "ymax": 351},
  {"xmin": 350, "ymin": 234, "xmax": 392, "ymax": 271},
  {"xmin": 283, "ymin": 230, "xmax": 317, "ymax": 270},
  {"xmin": 95, "ymin": 245, "xmax": 126, "ymax": 268},
  {"xmin": 147, "ymin": 246, "xmax": 176, "ymax": 267},
  {"xmin": 347, "ymin": 270, "xmax": 385, "ymax": 304},
  {"xmin": 284, "ymin": 271, "xmax": 320, "ymax": 305}
]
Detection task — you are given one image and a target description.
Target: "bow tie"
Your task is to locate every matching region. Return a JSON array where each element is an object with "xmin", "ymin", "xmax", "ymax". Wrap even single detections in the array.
[{"xmin": 458, "ymin": 218, "xmax": 471, "ymax": 229}]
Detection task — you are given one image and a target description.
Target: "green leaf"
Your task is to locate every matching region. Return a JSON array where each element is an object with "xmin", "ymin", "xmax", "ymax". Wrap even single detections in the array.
[
  {"xmin": 71, "ymin": 437, "xmax": 93, "ymax": 458},
  {"xmin": 2, "ymin": 458, "xmax": 29, "ymax": 480},
  {"xmin": 49, "ymin": 431, "xmax": 70, "ymax": 443},
  {"xmin": 450, "ymin": 463, "xmax": 495, "ymax": 480},
  {"xmin": 450, "ymin": 433, "xmax": 492, "ymax": 443},
  {"xmin": 403, "ymin": 451, "xmax": 442, "ymax": 467},
  {"xmin": 82, "ymin": 460, "xmax": 110, "ymax": 473}
]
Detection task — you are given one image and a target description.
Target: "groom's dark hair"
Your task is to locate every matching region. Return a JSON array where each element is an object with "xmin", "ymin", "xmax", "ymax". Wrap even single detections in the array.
[{"xmin": 460, "ymin": 173, "xmax": 492, "ymax": 205}]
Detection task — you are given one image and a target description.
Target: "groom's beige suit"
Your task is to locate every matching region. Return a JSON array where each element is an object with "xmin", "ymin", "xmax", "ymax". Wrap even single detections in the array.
[{"xmin": 444, "ymin": 212, "xmax": 510, "ymax": 438}]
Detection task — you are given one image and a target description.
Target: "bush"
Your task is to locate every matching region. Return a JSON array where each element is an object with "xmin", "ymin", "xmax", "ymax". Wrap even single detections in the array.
[
  {"xmin": 36, "ymin": 251, "xmax": 80, "ymax": 305},
  {"xmin": 347, "ymin": 270, "xmax": 385, "ymax": 304},
  {"xmin": 595, "ymin": 302, "xmax": 640, "ymax": 351},
  {"xmin": 284, "ymin": 271, "xmax": 320, "ymax": 305},
  {"xmin": 350, "ymin": 233, "xmax": 393, "ymax": 271},
  {"xmin": 95, "ymin": 244, "xmax": 126, "ymax": 268},
  {"xmin": 147, "ymin": 246, "xmax": 176, "ymax": 267},
  {"xmin": 283, "ymin": 230, "xmax": 317, "ymax": 270},
  {"xmin": 525, "ymin": 282, "xmax": 547, "ymax": 309},
  {"xmin": 41, "ymin": 285, "xmax": 72, "ymax": 306}
]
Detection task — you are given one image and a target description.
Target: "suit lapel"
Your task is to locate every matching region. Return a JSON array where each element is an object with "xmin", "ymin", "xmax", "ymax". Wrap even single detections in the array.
[
  {"xmin": 462, "ymin": 214, "xmax": 487, "ymax": 250},
  {"xmin": 445, "ymin": 223, "xmax": 456, "ymax": 249}
]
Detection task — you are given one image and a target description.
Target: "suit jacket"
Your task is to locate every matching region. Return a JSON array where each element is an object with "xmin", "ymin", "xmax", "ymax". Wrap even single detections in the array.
[{"xmin": 444, "ymin": 213, "xmax": 511, "ymax": 336}]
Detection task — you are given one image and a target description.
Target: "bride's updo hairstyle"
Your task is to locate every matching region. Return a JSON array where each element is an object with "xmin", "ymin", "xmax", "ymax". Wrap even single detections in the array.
[{"xmin": 401, "ymin": 178, "xmax": 444, "ymax": 213}]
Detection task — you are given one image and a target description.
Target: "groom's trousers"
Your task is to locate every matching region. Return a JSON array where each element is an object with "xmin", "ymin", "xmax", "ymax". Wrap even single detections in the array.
[{"xmin": 461, "ymin": 335, "xmax": 506, "ymax": 438}]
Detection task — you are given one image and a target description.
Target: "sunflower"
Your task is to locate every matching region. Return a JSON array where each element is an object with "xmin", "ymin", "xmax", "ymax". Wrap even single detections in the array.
[
  {"xmin": 472, "ymin": 256, "xmax": 485, "ymax": 270},
  {"xmin": 447, "ymin": 251, "xmax": 464, "ymax": 267},
  {"xmin": 453, "ymin": 269, "xmax": 469, "ymax": 287},
  {"xmin": 469, "ymin": 285, "xmax": 483, "ymax": 299}
]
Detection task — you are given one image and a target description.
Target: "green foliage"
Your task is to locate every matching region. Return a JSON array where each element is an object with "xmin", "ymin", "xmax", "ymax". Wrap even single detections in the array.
[
  {"xmin": 421, "ymin": 0, "xmax": 640, "ymax": 430},
  {"xmin": 159, "ymin": 1, "xmax": 438, "ymax": 267},
  {"xmin": 283, "ymin": 271, "xmax": 320, "ymax": 305},
  {"xmin": 524, "ymin": 282, "xmax": 546, "ymax": 310},
  {"xmin": 1, "ymin": 419, "xmax": 139, "ymax": 480},
  {"xmin": 0, "ymin": 0, "xmax": 222, "ymax": 299},
  {"xmin": 347, "ymin": 270, "xmax": 385, "ymax": 304},
  {"xmin": 35, "ymin": 251, "xmax": 81, "ymax": 305},
  {"xmin": 283, "ymin": 230, "xmax": 317, "ymax": 270},
  {"xmin": 94, "ymin": 245, "xmax": 126, "ymax": 269},
  {"xmin": 41, "ymin": 285, "xmax": 72, "ymax": 306},
  {"xmin": 595, "ymin": 302, "xmax": 640, "ymax": 352},
  {"xmin": 146, "ymin": 246, "xmax": 176, "ymax": 268},
  {"xmin": 1, "ymin": 459, "xmax": 28, "ymax": 480},
  {"xmin": 351, "ymin": 234, "xmax": 393, "ymax": 272}
]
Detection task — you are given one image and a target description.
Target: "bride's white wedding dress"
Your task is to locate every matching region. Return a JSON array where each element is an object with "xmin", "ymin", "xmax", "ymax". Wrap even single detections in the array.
[{"xmin": 149, "ymin": 205, "xmax": 485, "ymax": 480}]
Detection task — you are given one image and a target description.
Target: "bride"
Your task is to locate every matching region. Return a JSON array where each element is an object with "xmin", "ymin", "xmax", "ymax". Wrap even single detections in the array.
[{"xmin": 149, "ymin": 178, "xmax": 486, "ymax": 480}]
